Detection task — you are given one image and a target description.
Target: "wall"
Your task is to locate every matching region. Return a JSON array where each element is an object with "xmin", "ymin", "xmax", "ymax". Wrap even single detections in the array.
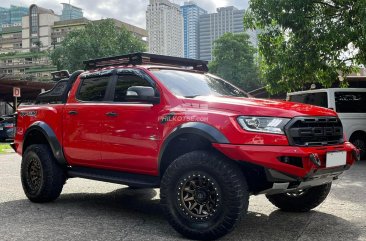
[{"xmin": 0, "ymin": 102, "xmax": 13, "ymax": 115}]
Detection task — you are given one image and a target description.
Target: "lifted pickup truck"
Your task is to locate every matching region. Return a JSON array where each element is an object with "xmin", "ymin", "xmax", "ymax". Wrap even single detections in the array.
[{"xmin": 12, "ymin": 53, "xmax": 359, "ymax": 240}]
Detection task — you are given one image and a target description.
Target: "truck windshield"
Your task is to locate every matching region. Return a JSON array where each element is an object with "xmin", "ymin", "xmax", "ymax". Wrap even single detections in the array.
[{"xmin": 150, "ymin": 69, "xmax": 248, "ymax": 98}]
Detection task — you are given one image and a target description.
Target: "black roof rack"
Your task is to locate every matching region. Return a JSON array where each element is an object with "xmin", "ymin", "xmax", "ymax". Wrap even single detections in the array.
[{"xmin": 83, "ymin": 52, "xmax": 208, "ymax": 72}]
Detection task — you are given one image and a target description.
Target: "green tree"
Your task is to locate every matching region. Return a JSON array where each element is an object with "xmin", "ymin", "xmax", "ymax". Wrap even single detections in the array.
[
  {"xmin": 50, "ymin": 19, "xmax": 146, "ymax": 72},
  {"xmin": 244, "ymin": 0, "xmax": 366, "ymax": 94},
  {"xmin": 209, "ymin": 32, "xmax": 261, "ymax": 91}
]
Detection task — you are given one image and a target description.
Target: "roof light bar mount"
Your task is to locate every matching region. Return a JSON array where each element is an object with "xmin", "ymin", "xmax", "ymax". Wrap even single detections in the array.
[{"xmin": 83, "ymin": 52, "xmax": 208, "ymax": 71}]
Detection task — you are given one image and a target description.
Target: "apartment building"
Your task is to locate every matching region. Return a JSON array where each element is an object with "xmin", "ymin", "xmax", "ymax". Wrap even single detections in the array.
[
  {"xmin": 199, "ymin": 6, "xmax": 258, "ymax": 61},
  {"xmin": 146, "ymin": 0, "xmax": 184, "ymax": 57},
  {"xmin": 0, "ymin": 51, "xmax": 56, "ymax": 79},
  {"xmin": 51, "ymin": 18, "xmax": 89, "ymax": 47},
  {"xmin": 0, "ymin": 25, "xmax": 23, "ymax": 52}
]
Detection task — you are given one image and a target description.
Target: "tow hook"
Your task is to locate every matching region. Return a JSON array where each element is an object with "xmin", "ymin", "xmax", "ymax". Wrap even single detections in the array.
[{"xmin": 309, "ymin": 153, "xmax": 321, "ymax": 167}]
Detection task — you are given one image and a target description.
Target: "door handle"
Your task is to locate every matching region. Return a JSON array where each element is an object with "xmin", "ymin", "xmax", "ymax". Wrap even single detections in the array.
[
  {"xmin": 68, "ymin": 110, "xmax": 78, "ymax": 115},
  {"xmin": 106, "ymin": 112, "xmax": 118, "ymax": 117}
]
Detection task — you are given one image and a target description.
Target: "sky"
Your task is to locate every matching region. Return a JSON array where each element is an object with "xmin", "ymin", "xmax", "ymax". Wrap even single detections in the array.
[{"xmin": 0, "ymin": 0, "xmax": 249, "ymax": 28}]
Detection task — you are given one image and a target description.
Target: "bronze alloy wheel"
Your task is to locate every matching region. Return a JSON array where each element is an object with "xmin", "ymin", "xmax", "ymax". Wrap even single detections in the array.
[
  {"xmin": 177, "ymin": 172, "xmax": 221, "ymax": 220},
  {"xmin": 26, "ymin": 157, "xmax": 43, "ymax": 194}
]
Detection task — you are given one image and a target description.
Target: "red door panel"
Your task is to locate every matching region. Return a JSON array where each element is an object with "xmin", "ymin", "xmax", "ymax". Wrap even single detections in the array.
[
  {"xmin": 63, "ymin": 103, "xmax": 102, "ymax": 166},
  {"xmin": 101, "ymin": 103, "xmax": 162, "ymax": 175}
]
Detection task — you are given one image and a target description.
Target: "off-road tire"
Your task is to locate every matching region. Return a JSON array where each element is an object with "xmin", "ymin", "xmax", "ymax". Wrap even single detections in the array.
[
  {"xmin": 21, "ymin": 144, "xmax": 66, "ymax": 203},
  {"xmin": 160, "ymin": 150, "xmax": 249, "ymax": 240},
  {"xmin": 266, "ymin": 183, "xmax": 332, "ymax": 212}
]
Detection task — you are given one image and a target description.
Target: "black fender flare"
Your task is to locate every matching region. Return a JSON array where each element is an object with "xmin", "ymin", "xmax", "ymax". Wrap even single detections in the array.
[
  {"xmin": 23, "ymin": 121, "xmax": 67, "ymax": 167},
  {"xmin": 158, "ymin": 122, "xmax": 229, "ymax": 172}
]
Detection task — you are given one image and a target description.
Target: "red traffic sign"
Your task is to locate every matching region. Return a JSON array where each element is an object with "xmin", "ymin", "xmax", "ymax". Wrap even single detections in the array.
[{"xmin": 13, "ymin": 87, "xmax": 21, "ymax": 97}]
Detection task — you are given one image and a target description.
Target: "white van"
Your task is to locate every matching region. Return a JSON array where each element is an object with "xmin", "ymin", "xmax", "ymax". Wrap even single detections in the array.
[{"xmin": 287, "ymin": 88, "xmax": 366, "ymax": 158}]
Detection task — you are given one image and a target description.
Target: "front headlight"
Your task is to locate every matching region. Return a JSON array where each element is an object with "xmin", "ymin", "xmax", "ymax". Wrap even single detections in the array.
[{"xmin": 237, "ymin": 116, "xmax": 290, "ymax": 135}]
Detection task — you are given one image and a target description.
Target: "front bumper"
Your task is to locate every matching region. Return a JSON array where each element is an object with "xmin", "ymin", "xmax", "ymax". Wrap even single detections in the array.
[{"xmin": 213, "ymin": 142, "xmax": 358, "ymax": 180}]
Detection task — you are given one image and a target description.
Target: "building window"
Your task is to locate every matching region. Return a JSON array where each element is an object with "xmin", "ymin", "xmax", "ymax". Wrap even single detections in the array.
[
  {"xmin": 30, "ymin": 5, "xmax": 38, "ymax": 34},
  {"xmin": 25, "ymin": 57, "xmax": 32, "ymax": 63}
]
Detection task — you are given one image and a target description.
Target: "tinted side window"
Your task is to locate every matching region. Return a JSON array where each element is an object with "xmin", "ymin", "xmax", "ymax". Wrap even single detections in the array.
[
  {"xmin": 335, "ymin": 92, "xmax": 366, "ymax": 113},
  {"xmin": 78, "ymin": 77, "xmax": 110, "ymax": 101},
  {"xmin": 114, "ymin": 74, "xmax": 151, "ymax": 102},
  {"xmin": 289, "ymin": 92, "xmax": 328, "ymax": 108}
]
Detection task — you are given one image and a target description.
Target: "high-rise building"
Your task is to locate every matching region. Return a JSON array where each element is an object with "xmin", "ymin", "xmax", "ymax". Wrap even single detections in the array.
[
  {"xmin": 199, "ymin": 6, "xmax": 258, "ymax": 61},
  {"xmin": 60, "ymin": 3, "xmax": 83, "ymax": 21},
  {"xmin": 22, "ymin": 4, "xmax": 60, "ymax": 52},
  {"xmin": 0, "ymin": 5, "xmax": 28, "ymax": 32},
  {"xmin": 181, "ymin": 1, "xmax": 207, "ymax": 59},
  {"xmin": 146, "ymin": 0, "xmax": 184, "ymax": 57}
]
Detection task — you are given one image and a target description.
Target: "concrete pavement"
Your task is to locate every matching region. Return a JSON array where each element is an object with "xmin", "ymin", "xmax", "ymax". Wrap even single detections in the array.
[{"xmin": 0, "ymin": 153, "xmax": 365, "ymax": 241}]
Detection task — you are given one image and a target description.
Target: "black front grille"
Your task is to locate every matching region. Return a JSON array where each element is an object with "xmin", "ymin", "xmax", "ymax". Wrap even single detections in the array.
[{"xmin": 285, "ymin": 117, "xmax": 344, "ymax": 146}]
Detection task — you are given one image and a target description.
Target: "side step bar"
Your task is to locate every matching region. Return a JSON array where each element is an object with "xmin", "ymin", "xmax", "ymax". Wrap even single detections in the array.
[{"xmin": 67, "ymin": 167, "xmax": 160, "ymax": 188}]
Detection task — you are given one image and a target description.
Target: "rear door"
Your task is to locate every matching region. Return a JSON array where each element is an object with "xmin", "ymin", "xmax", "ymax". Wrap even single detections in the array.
[{"xmin": 63, "ymin": 73, "xmax": 113, "ymax": 167}]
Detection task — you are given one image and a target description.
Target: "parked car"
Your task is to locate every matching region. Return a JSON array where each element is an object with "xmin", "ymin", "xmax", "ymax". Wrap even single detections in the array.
[
  {"xmin": 12, "ymin": 53, "xmax": 359, "ymax": 240},
  {"xmin": 287, "ymin": 88, "xmax": 366, "ymax": 159},
  {"xmin": 0, "ymin": 114, "xmax": 13, "ymax": 121},
  {"xmin": 0, "ymin": 116, "xmax": 15, "ymax": 141}
]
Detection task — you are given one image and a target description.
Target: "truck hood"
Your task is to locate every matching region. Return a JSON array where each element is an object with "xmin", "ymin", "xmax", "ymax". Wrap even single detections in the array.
[{"xmin": 182, "ymin": 96, "xmax": 336, "ymax": 118}]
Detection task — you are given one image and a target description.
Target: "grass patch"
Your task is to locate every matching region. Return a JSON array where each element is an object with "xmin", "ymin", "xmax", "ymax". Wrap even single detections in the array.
[{"xmin": 0, "ymin": 144, "xmax": 12, "ymax": 154}]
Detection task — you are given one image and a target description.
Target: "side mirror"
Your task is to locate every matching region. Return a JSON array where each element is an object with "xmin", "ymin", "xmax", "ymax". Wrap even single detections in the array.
[{"xmin": 126, "ymin": 86, "xmax": 160, "ymax": 104}]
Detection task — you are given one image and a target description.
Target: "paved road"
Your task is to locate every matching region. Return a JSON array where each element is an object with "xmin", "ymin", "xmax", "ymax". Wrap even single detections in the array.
[{"xmin": 1, "ymin": 153, "xmax": 365, "ymax": 241}]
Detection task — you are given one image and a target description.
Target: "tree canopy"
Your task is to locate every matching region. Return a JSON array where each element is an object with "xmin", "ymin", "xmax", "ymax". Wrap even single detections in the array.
[
  {"xmin": 244, "ymin": 0, "xmax": 366, "ymax": 94},
  {"xmin": 208, "ymin": 32, "xmax": 261, "ymax": 92},
  {"xmin": 50, "ymin": 19, "xmax": 146, "ymax": 72}
]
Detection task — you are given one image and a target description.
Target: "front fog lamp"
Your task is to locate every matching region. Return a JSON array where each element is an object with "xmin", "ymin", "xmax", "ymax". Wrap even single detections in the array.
[{"xmin": 237, "ymin": 116, "xmax": 290, "ymax": 134}]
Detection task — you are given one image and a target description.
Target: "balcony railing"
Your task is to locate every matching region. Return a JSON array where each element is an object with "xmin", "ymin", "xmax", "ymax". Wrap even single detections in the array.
[
  {"xmin": 0, "ymin": 37, "xmax": 22, "ymax": 44},
  {"xmin": 0, "ymin": 60, "xmax": 52, "ymax": 69}
]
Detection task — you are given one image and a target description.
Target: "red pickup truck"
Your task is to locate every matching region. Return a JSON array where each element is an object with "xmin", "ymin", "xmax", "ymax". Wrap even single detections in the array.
[{"xmin": 12, "ymin": 53, "xmax": 359, "ymax": 240}]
